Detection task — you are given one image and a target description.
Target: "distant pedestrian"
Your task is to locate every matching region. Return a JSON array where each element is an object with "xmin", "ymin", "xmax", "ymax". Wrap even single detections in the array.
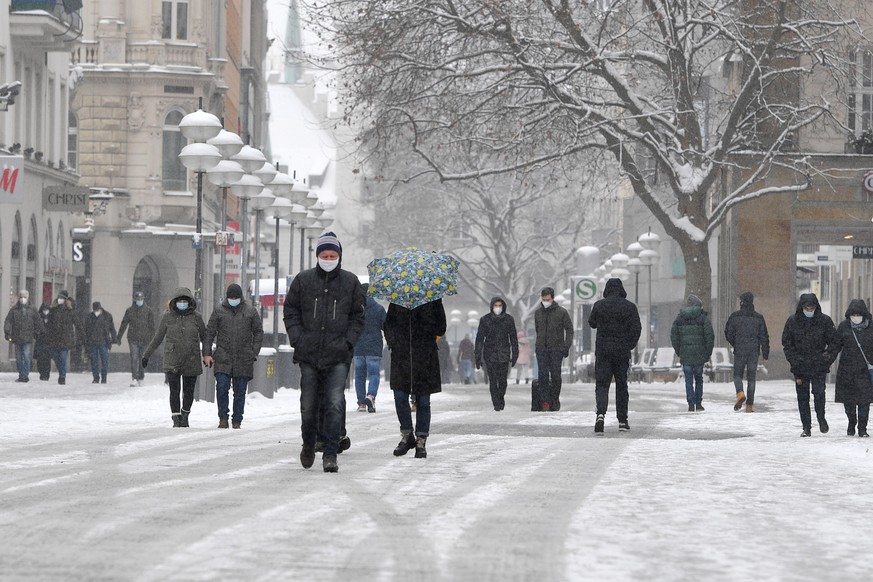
[
  {"xmin": 4, "ymin": 290, "xmax": 44, "ymax": 383},
  {"xmin": 34, "ymin": 302, "xmax": 53, "ymax": 381},
  {"xmin": 283, "ymin": 232, "xmax": 366, "ymax": 473},
  {"xmin": 828, "ymin": 299, "xmax": 872, "ymax": 438},
  {"xmin": 724, "ymin": 291, "xmax": 770, "ymax": 412},
  {"xmin": 534, "ymin": 287, "xmax": 574, "ymax": 411},
  {"xmin": 117, "ymin": 290, "xmax": 156, "ymax": 387},
  {"xmin": 781, "ymin": 293, "xmax": 837, "ymax": 437},
  {"xmin": 46, "ymin": 290, "xmax": 83, "ymax": 385},
  {"xmin": 354, "ymin": 284, "xmax": 387, "ymax": 413},
  {"xmin": 515, "ymin": 330, "xmax": 531, "ymax": 384},
  {"xmin": 384, "ymin": 299, "xmax": 447, "ymax": 459},
  {"xmin": 475, "ymin": 297, "xmax": 519, "ymax": 411},
  {"xmin": 457, "ymin": 334, "xmax": 475, "ymax": 384},
  {"xmin": 142, "ymin": 287, "xmax": 208, "ymax": 428},
  {"xmin": 203, "ymin": 284, "xmax": 264, "ymax": 429},
  {"xmin": 670, "ymin": 294, "xmax": 714, "ymax": 412},
  {"xmin": 84, "ymin": 301, "xmax": 118, "ymax": 384},
  {"xmin": 437, "ymin": 335, "xmax": 454, "ymax": 384},
  {"xmin": 588, "ymin": 278, "xmax": 641, "ymax": 433}
]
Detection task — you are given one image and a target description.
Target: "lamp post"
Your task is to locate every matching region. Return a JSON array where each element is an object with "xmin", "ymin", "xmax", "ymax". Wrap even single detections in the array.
[
  {"xmin": 637, "ymin": 229, "xmax": 662, "ymax": 349},
  {"xmin": 229, "ymin": 146, "xmax": 266, "ymax": 298},
  {"xmin": 206, "ymin": 157, "xmax": 245, "ymax": 295},
  {"xmin": 178, "ymin": 109, "xmax": 222, "ymax": 303},
  {"xmin": 266, "ymin": 197, "xmax": 294, "ymax": 348},
  {"xmin": 302, "ymin": 221, "xmax": 324, "ymax": 269},
  {"xmin": 249, "ymin": 188, "xmax": 277, "ymax": 308}
]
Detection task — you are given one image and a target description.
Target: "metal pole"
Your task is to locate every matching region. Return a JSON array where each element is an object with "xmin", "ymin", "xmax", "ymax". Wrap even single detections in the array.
[
  {"xmin": 219, "ymin": 186, "xmax": 227, "ymax": 294},
  {"xmin": 647, "ymin": 265, "xmax": 653, "ymax": 349},
  {"xmin": 287, "ymin": 222, "xmax": 295, "ymax": 275},
  {"xmin": 308, "ymin": 237, "xmax": 314, "ymax": 269},
  {"xmin": 299, "ymin": 229, "xmax": 305, "ymax": 272},
  {"xmin": 194, "ymin": 171, "xmax": 203, "ymax": 303},
  {"xmin": 240, "ymin": 197, "xmax": 249, "ymax": 301},
  {"xmin": 273, "ymin": 217, "xmax": 281, "ymax": 349},
  {"xmin": 634, "ymin": 271, "xmax": 640, "ymax": 363},
  {"xmin": 254, "ymin": 208, "xmax": 261, "ymax": 309}
]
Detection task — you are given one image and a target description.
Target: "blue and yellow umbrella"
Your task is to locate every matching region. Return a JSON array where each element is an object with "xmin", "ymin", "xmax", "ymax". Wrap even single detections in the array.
[{"xmin": 366, "ymin": 247, "xmax": 460, "ymax": 309}]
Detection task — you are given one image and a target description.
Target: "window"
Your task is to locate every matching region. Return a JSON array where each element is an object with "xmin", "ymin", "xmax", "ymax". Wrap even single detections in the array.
[
  {"xmin": 67, "ymin": 113, "xmax": 78, "ymax": 170},
  {"xmin": 162, "ymin": 0, "xmax": 189, "ymax": 41},
  {"xmin": 162, "ymin": 110, "xmax": 186, "ymax": 191},
  {"xmin": 849, "ymin": 49, "xmax": 873, "ymax": 133}
]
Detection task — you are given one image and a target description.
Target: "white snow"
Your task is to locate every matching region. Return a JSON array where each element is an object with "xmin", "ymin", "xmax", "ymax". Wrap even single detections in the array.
[{"xmin": 1, "ymin": 372, "xmax": 870, "ymax": 580}]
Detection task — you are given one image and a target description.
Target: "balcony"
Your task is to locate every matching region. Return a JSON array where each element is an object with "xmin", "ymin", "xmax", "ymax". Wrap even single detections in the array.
[{"xmin": 10, "ymin": 0, "xmax": 83, "ymax": 48}]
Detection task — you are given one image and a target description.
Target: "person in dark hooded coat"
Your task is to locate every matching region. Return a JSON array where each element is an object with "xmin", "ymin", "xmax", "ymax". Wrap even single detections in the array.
[
  {"xmin": 828, "ymin": 299, "xmax": 873, "ymax": 437},
  {"xmin": 383, "ymin": 298, "xmax": 447, "ymax": 459},
  {"xmin": 724, "ymin": 291, "xmax": 770, "ymax": 412},
  {"xmin": 533, "ymin": 287, "xmax": 574, "ymax": 411},
  {"xmin": 671, "ymin": 294, "xmax": 715, "ymax": 412},
  {"xmin": 781, "ymin": 292, "xmax": 837, "ymax": 437},
  {"xmin": 34, "ymin": 302, "xmax": 53, "ymax": 381},
  {"xmin": 588, "ymin": 278, "xmax": 642, "ymax": 433},
  {"xmin": 475, "ymin": 297, "xmax": 519, "ymax": 411}
]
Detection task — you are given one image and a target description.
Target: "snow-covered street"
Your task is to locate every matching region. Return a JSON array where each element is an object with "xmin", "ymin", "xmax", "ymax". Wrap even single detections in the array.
[{"xmin": 1, "ymin": 372, "xmax": 870, "ymax": 581}]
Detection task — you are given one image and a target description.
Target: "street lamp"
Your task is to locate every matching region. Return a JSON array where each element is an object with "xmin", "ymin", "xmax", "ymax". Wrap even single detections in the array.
[
  {"xmin": 178, "ymin": 110, "xmax": 222, "ymax": 303},
  {"xmin": 302, "ymin": 223, "xmax": 324, "ymax": 269},
  {"xmin": 266, "ymin": 196, "xmax": 293, "ymax": 348},
  {"xmin": 206, "ymin": 158, "xmax": 244, "ymax": 293},
  {"xmin": 286, "ymin": 203, "xmax": 308, "ymax": 276},
  {"xmin": 637, "ymin": 229, "xmax": 662, "ymax": 349},
  {"xmin": 229, "ymin": 150, "xmax": 266, "ymax": 299},
  {"xmin": 249, "ymin": 188, "xmax": 277, "ymax": 307}
]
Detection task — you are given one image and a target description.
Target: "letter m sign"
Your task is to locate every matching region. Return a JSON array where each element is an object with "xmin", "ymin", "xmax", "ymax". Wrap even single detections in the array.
[{"xmin": 0, "ymin": 154, "xmax": 24, "ymax": 204}]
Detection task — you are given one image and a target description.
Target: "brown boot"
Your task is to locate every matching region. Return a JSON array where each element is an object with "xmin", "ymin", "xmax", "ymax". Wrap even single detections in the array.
[
  {"xmin": 218, "ymin": 419, "xmax": 229, "ymax": 429},
  {"xmin": 734, "ymin": 390, "xmax": 746, "ymax": 411},
  {"xmin": 232, "ymin": 422, "xmax": 241, "ymax": 429},
  {"xmin": 746, "ymin": 403, "xmax": 754, "ymax": 413}
]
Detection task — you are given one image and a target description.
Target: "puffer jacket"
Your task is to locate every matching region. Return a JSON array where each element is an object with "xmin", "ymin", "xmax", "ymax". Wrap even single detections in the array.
[
  {"xmin": 283, "ymin": 264, "xmax": 366, "ymax": 369},
  {"xmin": 204, "ymin": 298, "xmax": 264, "ymax": 378},
  {"xmin": 4, "ymin": 301, "xmax": 44, "ymax": 344},
  {"xmin": 670, "ymin": 305, "xmax": 715, "ymax": 365},
  {"xmin": 143, "ymin": 287, "xmax": 208, "ymax": 376},
  {"xmin": 830, "ymin": 299, "xmax": 873, "ymax": 405},
  {"xmin": 781, "ymin": 293, "xmax": 836, "ymax": 377},
  {"xmin": 117, "ymin": 302, "xmax": 156, "ymax": 345},
  {"xmin": 588, "ymin": 278, "xmax": 641, "ymax": 355},
  {"xmin": 475, "ymin": 297, "xmax": 519, "ymax": 365}
]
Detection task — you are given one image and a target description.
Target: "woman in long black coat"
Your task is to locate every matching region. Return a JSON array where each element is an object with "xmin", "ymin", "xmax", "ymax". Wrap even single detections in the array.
[
  {"xmin": 383, "ymin": 299, "xmax": 447, "ymax": 459},
  {"xmin": 830, "ymin": 299, "xmax": 873, "ymax": 437}
]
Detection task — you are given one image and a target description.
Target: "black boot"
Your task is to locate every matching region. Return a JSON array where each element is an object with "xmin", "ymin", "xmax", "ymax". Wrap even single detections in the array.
[
  {"xmin": 180, "ymin": 409, "xmax": 190, "ymax": 428},
  {"xmin": 393, "ymin": 433, "xmax": 415, "ymax": 456},
  {"xmin": 172, "ymin": 413, "xmax": 182, "ymax": 428},
  {"xmin": 414, "ymin": 437, "xmax": 427, "ymax": 458},
  {"xmin": 847, "ymin": 407, "xmax": 857, "ymax": 437}
]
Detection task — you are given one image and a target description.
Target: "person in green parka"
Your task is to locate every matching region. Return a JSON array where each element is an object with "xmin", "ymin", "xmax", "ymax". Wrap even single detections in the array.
[
  {"xmin": 671, "ymin": 294, "xmax": 715, "ymax": 412},
  {"xmin": 142, "ymin": 287, "xmax": 208, "ymax": 428}
]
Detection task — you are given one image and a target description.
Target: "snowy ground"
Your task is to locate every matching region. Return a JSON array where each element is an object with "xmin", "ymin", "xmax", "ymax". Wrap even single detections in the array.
[{"xmin": 0, "ymin": 371, "xmax": 870, "ymax": 581}]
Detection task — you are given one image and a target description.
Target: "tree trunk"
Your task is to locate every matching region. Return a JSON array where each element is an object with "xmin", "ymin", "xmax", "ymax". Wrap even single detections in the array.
[{"xmin": 678, "ymin": 238, "xmax": 712, "ymax": 311}]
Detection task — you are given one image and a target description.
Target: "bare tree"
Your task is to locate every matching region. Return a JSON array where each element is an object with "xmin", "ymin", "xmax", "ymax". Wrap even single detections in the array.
[{"xmin": 303, "ymin": 0, "xmax": 865, "ymax": 301}]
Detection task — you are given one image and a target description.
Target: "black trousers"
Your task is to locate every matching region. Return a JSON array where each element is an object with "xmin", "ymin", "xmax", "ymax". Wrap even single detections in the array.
[
  {"xmin": 595, "ymin": 350, "xmax": 631, "ymax": 422},
  {"xmin": 167, "ymin": 372, "xmax": 197, "ymax": 413},
  {"xmin": 485, "ymin": 360, "xmax": 510, "ymax": 410},
  {"xmin": 795, "ymin": 375, "xmax": 826, "ymax": 431}
]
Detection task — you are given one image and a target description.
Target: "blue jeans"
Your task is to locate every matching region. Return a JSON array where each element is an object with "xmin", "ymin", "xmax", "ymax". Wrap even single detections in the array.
[
  {"xmin": 394, "ymin": 389, "xmax": 431, "ymax": 437},
  {"xmin": 354, "ymin": 355, "xmax": 382, "ymax": 404},
  {"xmin": 15, "ymin": 342, "xmax": 33, "ymax": 379},
  {"xmin": 733, "ymin": 351, "xmax": 759, "ymax": 404},
  {"xmin": 215, "ymin": 372, "xmax": 250, "ymax": 424},
  {"xmin": 89, "ymin": 344, "xmax": 110, "ymax": 380},
  {"xmin": 52, "ymin": 349, "xmax": 69, "ymax": 380},
  {"xmin": 129, "ymin": 342, "xmax": 146, "ymax": 380},
  {"xmin": 299, "ymin": 362, "xmax": 349, "ymax": 456},
  {"xmin": 683, "ymin": 363, "xmax": 705, "ymax": 405},
  {"xmin": 460, "ymin": 359, "xmax": 474, "ymax": 383}
]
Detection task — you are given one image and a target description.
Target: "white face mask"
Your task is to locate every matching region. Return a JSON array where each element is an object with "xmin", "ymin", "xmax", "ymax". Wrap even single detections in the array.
[
  {"xmin": 851, "ymin": 315, "xmax": 864, "ymax": 325},
  {"xmin": 228, "ymin": 298, "xmax": 241, "ymax": 307},
  {"xmin": 541, "ymin": 300, "xmax": 552, "ymax": 309},
  {"xmin": 492, "ymin": 306, "xmax": 503, "ymax": 316},
  {"xmin": 94, "ymin": 310, "xmax": 102, "ymax": 316},
  {"xmin": 135, "ymin": 300, "xmax": 144, "ymax": 307},
  {"xmin": 319, "ymin": 258, "xmax": 339, "ymax": 272},
  {"xmin": 57, "ymin": 298, "xmax": 65, "ymax": 305},
  {"xmin": 19, "ymin": 298, "xmax": 27, "ymax": 305}
]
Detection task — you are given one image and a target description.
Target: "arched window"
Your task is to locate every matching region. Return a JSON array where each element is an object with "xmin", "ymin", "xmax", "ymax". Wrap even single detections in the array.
[
  {"xmin": 67, "ymin": 112, "xmax": 78, "ymax": 170},
  {"xmin": 162, "ymin": 110, "xmax": 186, "ymax": 192}
]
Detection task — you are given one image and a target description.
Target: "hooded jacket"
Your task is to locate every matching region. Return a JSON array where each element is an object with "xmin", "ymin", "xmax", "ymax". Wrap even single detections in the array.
[
  {"xmin": 724, "ymin": 292, "xmax": 770, "ymax": 359},
  {"xmin": 46, "ymin": 296, "xmax": 83, "ymax": 350},
  {"xmin": 534, "ymin": 298, "xmax": 574, "ymax": 354},
  {"xmin": 118, "ymin": 300, "xmax": 156, "ymax": 346},
  {"xmin": 4, "ymin": 299, "xmax": 44, "ymax": 344},
  {"xmin": 354, "ymin": 295, "xmax": 387, "ymax": 357},
  {"xmin": 781, "ymin": 293, "xmax": 836, "ymax": 377},
  {"xmin": 384, "ymin": 299, "xmax": 447, "ymax": 394},
  {"xmin": 670, "ymin": 301, "xmax": 715, "ymax": 366},
  {"xmin": 143, "ymin": 287, "xmax": 208, "ymax": 376},
  {"xmin": 830, "ymin": 299, "xmax": 873, "ymax": 405},
  {"xmin": 34, "ymin": 303, "xmax": 53, "ymax": 358},
  {"xmin": 283, "ymin": 263, "xmax": 366, "ymax": 369},
  {"xmin": 475, "ymin": 297, "xmax": 519, "ymax": 365},
  {"xmin": 204, "ymin": 297, "xmax": 264, "ymax": 378},
  {"xmin": 588, "ymin": 278, "xmax": 642, "ymax": 355}
]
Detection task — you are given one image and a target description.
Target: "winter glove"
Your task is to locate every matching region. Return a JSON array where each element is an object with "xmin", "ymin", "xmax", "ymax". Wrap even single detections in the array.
[
  {"xmin": 476, "ymin": 360, "xmax": 482, "ymax": 370},
  {"xmin": 563, "ymin": 350, "xmax": 570, "ymax": 359},
  {"xmin": 141, "ymin": 357, "xmax": 149, "ymax": 369},
  {"xmin": 511, "ymin": 358, "xmax": 517, "ymax": 368}
]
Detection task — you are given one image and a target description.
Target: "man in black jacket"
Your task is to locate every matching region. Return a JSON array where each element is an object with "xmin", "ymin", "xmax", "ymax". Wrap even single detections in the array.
[
  {"xmin": 283, "ymin": 232, "xmax": 366, "ymax": 473},
  {"xmin": 84, "ymin": 301, "xmax": 117, "ymax": 384},
  {"xmin": 117, "ymin": 290, "xmax": 156, "ymax": 387},
  {"xmin": 724, "ymin": 291, "xmax": 770, "ymax": 412},
  {"xmin": 4, "ymin": 289, "xmax": 44, "ymax": 383},
  {"xmin": 534, "ymin": 287, "xmax": 574, "ymax": 411},
  {"xmin": 475, "ymin": 297, "xmax": 519, "ymax": 411},
  {"xmin": 588, "ymin": 278, "xmax": 642, "ymax": 433}
]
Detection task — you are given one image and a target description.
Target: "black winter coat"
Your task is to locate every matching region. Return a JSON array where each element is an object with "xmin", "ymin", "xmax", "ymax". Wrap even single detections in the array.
[
  {"xmin": 47, "ymin": 298, "xmax": 83, "ymax": 350},
  {"xmin": 831, "ymin": 300, "xmax": 873, "ymax": 405},
  {"xmin": 4, "ymin": 302, "xmax": 44, "ymax": 344},
  {"xmin": 725, "ymin": 304, "xmax": 770, "ymax": 358},
  {"xmin": 781, "ymin": 293, "xmax": 837, "ymax": 377},
  {"xmin": 84, "ymin": 310, "xmax": 118, "ymax": 347},
  {"xmin": 34, "ymin": 304, "xmax": 52, "ymax": 358},
  {"xmin": 475, "ymin": 297, "xmax": 519, "ymax": 365},
  {"xmin": 670, "ymin": 306, "xmax": 715, "ymax": 365},
  {"xmin": 204, "ymin": 300, "xmax": 264, "ymax": 378},
  {"xmin": 534, "ymin": 303, "xmax": 574, "ymax": 355},
  {"xmin": 384, "ymin": 299, "xmax": 447, "ymax": 394},
  {"xmin": 144, "ymin": 288, "xmax": 208, "ymax": 376},
  {"xmin": 588, "ymin": 278, "xmax": 642, "ymax": 356},
  {"xmin": 117, "ymin": 303, "xmax": 156, "ymax": 346},
  {"xmin": 283, "ymin": 265, "xmax": 366, "ymax": 369}
]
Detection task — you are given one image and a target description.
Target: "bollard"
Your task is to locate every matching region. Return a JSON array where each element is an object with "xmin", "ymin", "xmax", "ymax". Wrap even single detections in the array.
[
  {"xmin": 249, "ymin": 347, "xmax": 277, "ymax": 398},
  {"xmin": 277, "ymin": 344, "xmax": 295, "ymax": 389},
  {"xmin": 195, "ymin": 362, "xmax": 216, "ymax": 403}
]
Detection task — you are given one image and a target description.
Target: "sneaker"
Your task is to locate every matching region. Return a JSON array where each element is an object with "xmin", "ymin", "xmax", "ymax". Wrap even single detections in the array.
[
  {"xmin": 859, "ymin": 428, "xmax": 869, "ymax": 437},
  {"xmin": 819, "ymin": 418, "xmax": 829, "ymax": 434},
  {"xmin": 338, "ymin": 436, "xmax": 351, "ymax": 453},
  {"xmin": 734, "ymin": 390, "xmax": 746, "ymax": 411},
  {"xmin": 15, "ymin": 378, "xmax": 28, "ymax": 383},
  {"xmin": 542, "ymin": 402, "xmax": 551, "ymax": 412},
  {"xmin": 393, "ymin": 434, "xmax": 416, "ymax": 456},
  {"xmin": 696, "ymin": 404, "xmax": 705, "ymax": 412},
  {"xmin": 687, "ymin": 404, "xmax": 695, "ymax": 412},
  {"xmin": 801, "ymin": 429, "xmax": 811, "ymax": 437},
  {"xmin": 58, "ymin": 377, "xmax": 65, "ymax": 385},
  {"xmin": 594, "ymin": 414, "xmax": 605, "ymax": 434},
  {"xmin": 356, "ymin": 404, "xmax": 368, "ymax": 412},
  {"xmin": 619, "ymin": 421, "xmax": 630, "ymax": 432},
  {"xmin": 300, "ymin": 445, "xmax": 315, "ymax": 469},
  {"xmin": 323, "ymin": 455, "xmax": 338, "ymax": 473},
  {"xmin": 746, "ymin": 403, "xmax": 754, "ymax": 413},
  {"xmin": 365, "ymin": 395, "xmax": 376, "ymax": 413},
  {"xmin": 130, "ymin": 380, "xmax": 138, "ymax": 387}
]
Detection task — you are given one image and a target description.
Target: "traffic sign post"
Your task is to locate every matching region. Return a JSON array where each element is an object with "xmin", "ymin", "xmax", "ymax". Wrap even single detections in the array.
[{"xmin": 569, "ymin": 276, "xmax": 599, "ymax": 379}]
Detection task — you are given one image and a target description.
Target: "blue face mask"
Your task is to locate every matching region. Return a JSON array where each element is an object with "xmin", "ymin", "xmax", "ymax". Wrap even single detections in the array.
[
  {"xmin": 804, "ymin": 310, "xmax": 815, "ymax": 318},
  {"xmin": 135, "ymin": 300, "xmax": 144, "ymax": 307},
  {"xmin": 228, "ymin": 298, "xmax": 241, "ymax": 307},
  {"xmin": 176, "ymin": 301, "xmax": 189, "ymax": 311}
]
